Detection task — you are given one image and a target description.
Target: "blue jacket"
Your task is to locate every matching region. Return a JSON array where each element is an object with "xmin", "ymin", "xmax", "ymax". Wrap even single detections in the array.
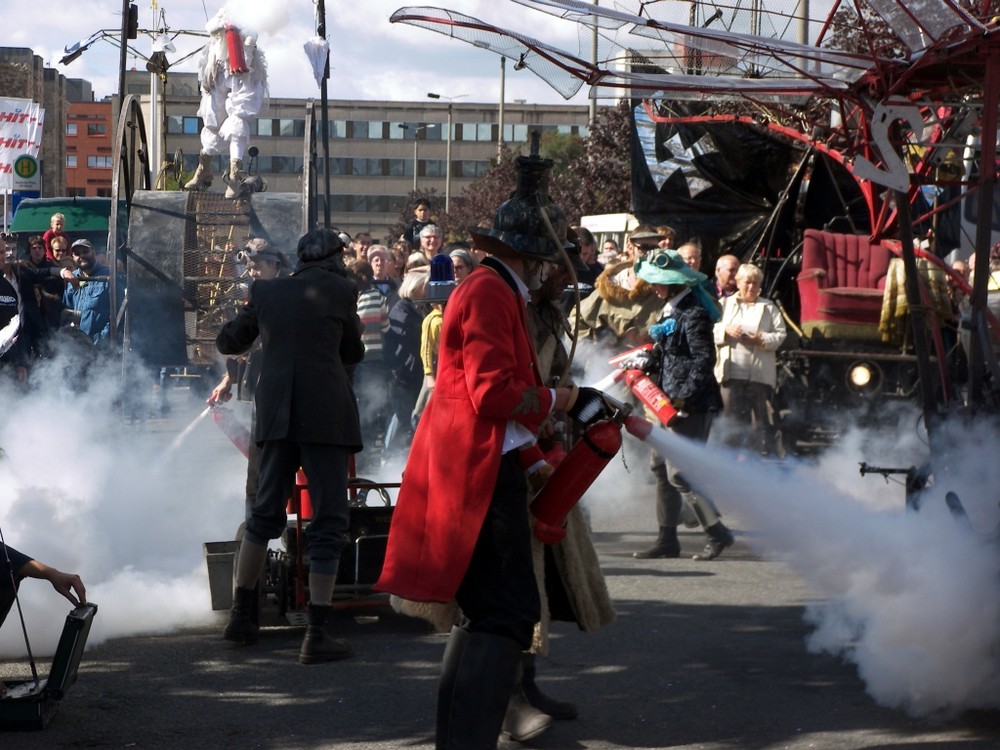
[{"xmin": 64, "ymin": 262, "xmax": 121, "ymax": 345}]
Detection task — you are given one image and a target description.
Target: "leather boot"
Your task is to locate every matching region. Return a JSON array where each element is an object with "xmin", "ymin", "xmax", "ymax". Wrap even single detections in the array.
[
  {"xmin": 223, "ymin": 586, "xmax": 259, "ymax": 643},
  {"xmin": 633, "ymin": 525, "xmax": 680, "ymax": 559},
  {"xmin": 502, "ymin": 677, "xmax": 553, "ymax": 742},
  {"xmin": 224, "ymin": 158, "xmax": 245, "ymax": 199},
  {"xmin": 693, "ymin": 521, "xmax": 735, "ymax": 561},
  {"xmin": 521, "ymin": 652, "xmax": 577, "ymax": 719},
  {"xmin": 436, "ymin": 631, "xmax": 521, "ymax": 749},
  {"xmin": 183, "ymin": 152, "xmax": 213, "ymax": 190},
  {"xmin": 299, "ymin": 603, "xmax": 353, "ymax": 664}
]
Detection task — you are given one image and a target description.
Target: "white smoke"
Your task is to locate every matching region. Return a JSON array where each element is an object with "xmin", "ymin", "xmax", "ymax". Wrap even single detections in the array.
[
  {"xmin": 0, "ymin": 345, "xmax": 247, "ymax": 656},
  {"xmin": 632, "ymin": 408, "xmax": 1000, "ymax": 718},
  {"xmin": 221, "ymin": 2, "xmax": 292, "ymax": 36}
]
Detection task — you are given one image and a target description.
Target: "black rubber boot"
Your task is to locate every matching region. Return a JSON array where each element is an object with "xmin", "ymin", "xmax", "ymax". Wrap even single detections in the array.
[
  {"xmin": 502, "ymin": 671, "xmax": 554, "ymax": 742},
  {"xmin": 521, "ymin": 652, "xmax": 577, "ymax": 720},
  {"xmin": 436, "ymin": 627, "xmax": 471, "ymax": 750},
  {"xmin": 299, "ymin": 603, "xmax": 353, "ymax": 664},
  {"xmin": 223, "ymin": 586, "xmax": 259, "ymax": 643},
  {"xmin": 436, "ymin": 631, "xmax": 522, "ymax": 749},
  {"xmin": 633, "ymin": 526, "xmax": 681, "ymax": 559},
  {"xmin": 693, "ymin": 521, "xmax": 735, "ymax": 561}
]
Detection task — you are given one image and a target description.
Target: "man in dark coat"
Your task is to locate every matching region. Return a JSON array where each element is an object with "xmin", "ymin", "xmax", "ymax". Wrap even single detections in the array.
[{"xmin": 216, "ymin": 228, "xmax": 364, "ymax": 664}]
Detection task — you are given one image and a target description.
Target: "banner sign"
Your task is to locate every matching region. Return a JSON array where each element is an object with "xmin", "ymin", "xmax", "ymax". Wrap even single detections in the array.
[{"xmin": 0, "ymin": 98, "xmax": 45, "ymax": 193}]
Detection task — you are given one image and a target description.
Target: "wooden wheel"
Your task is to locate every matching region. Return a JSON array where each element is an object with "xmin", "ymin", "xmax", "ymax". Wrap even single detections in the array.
[{"xmin": 108, "ymin": 94, "xmax": 151, "ymax": 346}]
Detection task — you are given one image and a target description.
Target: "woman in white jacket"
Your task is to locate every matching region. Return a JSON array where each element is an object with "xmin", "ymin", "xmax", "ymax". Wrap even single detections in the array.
[{"xmin": 714, "ymin": 263, "xmax": 787, "ymax": 455}]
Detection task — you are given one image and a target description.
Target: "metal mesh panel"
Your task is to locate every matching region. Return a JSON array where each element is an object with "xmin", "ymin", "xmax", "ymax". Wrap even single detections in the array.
[{"xmin": 182, "ymin": 192, "xmax": 251, "ymax": 365}]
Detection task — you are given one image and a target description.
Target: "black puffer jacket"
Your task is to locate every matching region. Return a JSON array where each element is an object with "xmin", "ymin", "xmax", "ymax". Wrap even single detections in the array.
[{"xmin": 651, "ymin": 291, "xmax": 723, "ymax": 414}]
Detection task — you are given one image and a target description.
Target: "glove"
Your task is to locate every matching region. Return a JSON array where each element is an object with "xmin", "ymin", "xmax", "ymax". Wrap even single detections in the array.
[
  {"xmin": 620, "ymin": 350, "xmax": 654, "ymax": 373},
  {"xmin": 566, "ymin": 387, "xmax": 613, "ymax": 426}
]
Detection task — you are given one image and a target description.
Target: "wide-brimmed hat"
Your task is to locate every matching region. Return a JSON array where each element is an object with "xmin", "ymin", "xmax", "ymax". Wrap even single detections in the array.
[
  {"xmin": 469, "ymin": 140, "xmax": 572, "ymax": 263},
  {"xmin": 634, "ymin": 248, "xmax": 707, "ymax": 287}
]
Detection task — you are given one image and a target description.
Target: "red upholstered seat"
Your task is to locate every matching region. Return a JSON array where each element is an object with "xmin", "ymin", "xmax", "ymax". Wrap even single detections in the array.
[{"xmin": 797, "ymin": 229, "xmax": 891, "ymax": 337}]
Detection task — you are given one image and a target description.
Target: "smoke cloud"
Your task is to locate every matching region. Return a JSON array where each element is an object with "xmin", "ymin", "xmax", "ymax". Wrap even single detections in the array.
[
  {"xmin": 631, "ymin": 406, "xmax": 1000, "ymax": 718},
  {"xmin": 0, "ymin": 346, "xmax": 247, "ymax": 656}
]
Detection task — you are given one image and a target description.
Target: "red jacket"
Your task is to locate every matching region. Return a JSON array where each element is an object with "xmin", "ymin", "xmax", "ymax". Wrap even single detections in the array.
[{"xmin": 376, "ymin": 261, "xmax": 553, "ymax": 602}]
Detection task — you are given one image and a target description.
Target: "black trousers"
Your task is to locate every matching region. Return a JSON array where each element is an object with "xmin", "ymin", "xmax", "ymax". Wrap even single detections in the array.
[
  {"xmin": 245, "ymin": 439, "xmax": 351, "ymax": 577},
  {"xmin": 455, "ymin": 451, "xmax": 540, "ymax": 650}
]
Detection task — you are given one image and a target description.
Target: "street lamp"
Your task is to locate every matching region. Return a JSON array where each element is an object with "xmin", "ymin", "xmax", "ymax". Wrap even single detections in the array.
[
  {"xmin": 427, "ymin": 92, "xmax": 467, "ymax": 213},
  {"xmin": 397, "ymin": 123, "xmax": 426, "ymax": 193}
]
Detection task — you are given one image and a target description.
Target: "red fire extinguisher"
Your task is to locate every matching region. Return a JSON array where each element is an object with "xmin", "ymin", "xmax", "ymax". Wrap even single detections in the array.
[
  {"xmin": 623, "ymin": 369, "xmax": 678, "ymax": 426},
  {"xmin": 606, "ymin": 342, "xmax": 680, "ymax": 426},
  {"xmin": 288, "ymin": 469, "xmax": 314, "ymax": 519},
  {"xmin": 210, "ymin": 404, "xmax": 251, "ymax": 458},
  {"xmin": 226, "ymin": 25, "xmax": 249, "ymax": 74},
  {"xmin": 530, "ymin": 419, "xmax": 623, "ymax": 544}
]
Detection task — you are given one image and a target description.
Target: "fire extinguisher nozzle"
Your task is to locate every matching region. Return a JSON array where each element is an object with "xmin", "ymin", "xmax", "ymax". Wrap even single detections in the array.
[{"xmin": 624, "ymin": 415, "xmax": 653, "ymax": 440}]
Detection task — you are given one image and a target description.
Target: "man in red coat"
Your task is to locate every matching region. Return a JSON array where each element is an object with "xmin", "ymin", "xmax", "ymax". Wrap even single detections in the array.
[{"xmin": 377, "ymin": 148, "xmax": 612, "ymax": 749}]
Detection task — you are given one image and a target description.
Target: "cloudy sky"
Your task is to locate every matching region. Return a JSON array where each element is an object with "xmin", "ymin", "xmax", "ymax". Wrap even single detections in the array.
[
  {"xmin": 2, "ymin": 0, "xmax": 835, "ymax": 107},
  {"xmin": 3, "ymin": 1, "xmax": 599, "ymax": 106}
]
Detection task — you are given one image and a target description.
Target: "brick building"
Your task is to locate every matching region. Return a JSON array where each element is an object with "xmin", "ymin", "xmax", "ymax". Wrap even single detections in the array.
[{"xmin": 65, "ymin": 88, "xmax": 114, "ymax": 197}]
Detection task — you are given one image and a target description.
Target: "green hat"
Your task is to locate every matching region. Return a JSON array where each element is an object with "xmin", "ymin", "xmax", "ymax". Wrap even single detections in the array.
[{"xmin": 634, "ymin": 248, "xmax": 707, "ymax": 287}]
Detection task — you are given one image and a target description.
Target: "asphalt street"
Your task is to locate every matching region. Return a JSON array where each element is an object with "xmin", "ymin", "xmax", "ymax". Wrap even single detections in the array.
[{"xmin": 2, "ymin": 392, "xmax": 1000, "ymax": 749}]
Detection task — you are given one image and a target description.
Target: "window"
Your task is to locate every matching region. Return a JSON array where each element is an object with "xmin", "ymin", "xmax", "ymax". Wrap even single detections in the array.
[
  {"xmin": 425, "ymin": 159, "xmax": 444, "ymax": 177},
  {"xmin": 165, "ymin": 115, "xmax": 184, "ymax": 134},
  {"xmin": 279, "ymin": 119, "xmax": 304, "ymax": 138},
  {"xmin": 477, "ymin": 123, "xmax": 493, "ymax": 142},
  {"xmin": 425, "ymin": 122, "xmax": 444, "ymax": 141},
  {"xmin": 460, "ymin": 160, "xmax": 490, "ymax": 178},
  {"xmin": 66, "ymin": 155, "xmax": 77, "ymax": 168},
  {"xmin": 66, "ymin": 123, "xmax": 77, "ymax": 136},
  {"xmin": 349, "ymin": 120, "xmax": 369, "ymax": 139},
  {"xmin": 504, "ymin": 124, "xmax": 529, "ymax": 143},
  {"xmin": 257, "ymin": 119, "xmax": 274, "ymax": 137},
  {"xmin": 366, "ymin": 158, "xmax": 383, "ymax": 176},
  {"xmin": 388, "ymin": 158, "xmax": 406, "ymax": 176},
  {"xmin": 368, "ymin": 121, "xmax": 384, "ymax": 139},
  {"xmin": 331, "ymin": 120, "xmax": 347, "ymax": 138},
  {"xmin": 87, "ymin": 156, "xmax": 114, "ymax": 169},
  {"xmin": 87, "ymin": 123, "xmax": 106, "ymax": 136},
  {"xmin": 182, "ymin": 116, "xmax": 200, "ymax": 135}
]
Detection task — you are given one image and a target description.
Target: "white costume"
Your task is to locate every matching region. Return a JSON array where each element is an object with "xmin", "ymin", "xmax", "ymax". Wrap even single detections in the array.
[{"xmin": 185, "ymin": 9, "xmax": 268, "ymax": 197}]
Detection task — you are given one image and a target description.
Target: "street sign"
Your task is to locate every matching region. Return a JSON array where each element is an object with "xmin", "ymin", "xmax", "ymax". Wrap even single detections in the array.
[{"xmin": 12, "ymin": 154, "xmax": 40, "ymax": 191}]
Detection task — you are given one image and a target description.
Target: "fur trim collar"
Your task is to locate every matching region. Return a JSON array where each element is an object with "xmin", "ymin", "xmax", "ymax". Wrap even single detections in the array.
[{"xmin": 595, "ymin": 261, "xmax": 654, "ymax": 303}]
